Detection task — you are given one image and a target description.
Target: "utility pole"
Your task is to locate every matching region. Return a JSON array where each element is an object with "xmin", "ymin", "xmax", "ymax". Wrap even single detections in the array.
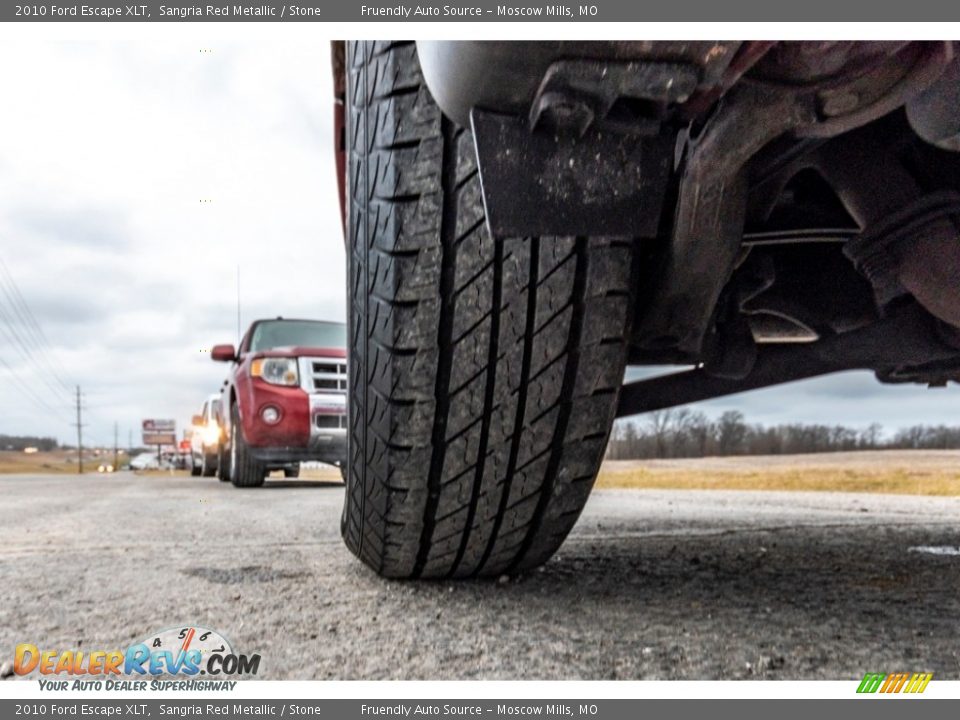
[
  {"xmin": 113, "ymin": 422, "xmax": 119, "ymax": 471},
  {"xmin": 74, "ymin": 385, "xmax": 83, "ymax": 474}
]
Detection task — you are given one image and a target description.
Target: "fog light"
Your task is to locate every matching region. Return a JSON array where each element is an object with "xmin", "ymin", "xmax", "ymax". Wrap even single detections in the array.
[{"xmin": 261, "ymin": 406, "xmax": 281, "ymax": 424}]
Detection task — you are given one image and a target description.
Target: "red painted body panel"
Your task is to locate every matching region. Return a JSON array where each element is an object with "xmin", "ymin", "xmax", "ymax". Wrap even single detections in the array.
[
  {"xmin": 229, "ymin": 348, "xmax": 344, "ymax": 449},
  {"xmin": 235, "ymin": 374, "xmax": 311, "ymax": 448}
]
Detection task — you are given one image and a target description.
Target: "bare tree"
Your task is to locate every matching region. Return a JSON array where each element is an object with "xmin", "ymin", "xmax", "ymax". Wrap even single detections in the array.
[
  {"xmin": 859, "ymin": 422, "xmax": 883, "ymax": 449},
  {"xmin": 686, "ymin": 412, "xmax": 713, "ymax": 456},
  {"xmin": 716, "ymin": 411, "xmax": 747, "ymax": 455},
  {"xmin": 605, "ymin": 414, "xmax": 960, "ymax": 460},
  {"xmin": 646, "ymin": 410, "xmax": 673, "ymax": 459}
]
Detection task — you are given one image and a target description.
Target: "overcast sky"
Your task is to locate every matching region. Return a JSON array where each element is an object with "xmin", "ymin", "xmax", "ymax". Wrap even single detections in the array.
[
  {"xmin": 0, "ymin": 34, "xmax": 956, "ymax": 448},
  {"xmin": 0, "ymin": 34, "xmax": 342, "ymax": 447}
]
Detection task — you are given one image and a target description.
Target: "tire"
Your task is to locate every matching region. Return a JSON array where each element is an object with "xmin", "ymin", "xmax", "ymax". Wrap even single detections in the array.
[
  {"xmin": 190, "ymin": 459, "xmax": 201, "ymax": 477},
  {"xmin": 216, "ymin": 445, "xmax": 230, "ymax": 482},
  {"xmin": 201, "ymin": 453, "xmax": 217, "ymax": 477},
  {"xmin": 229, "ymin": 404, "xmax": 265, "ymax": 488},
  {"xmin": 341, "ymin": 41, "xmax": 635, "ymax": 579},
  {"xmin": 284, "ymin": 463, "xmax": 300, "ymax": 479}
]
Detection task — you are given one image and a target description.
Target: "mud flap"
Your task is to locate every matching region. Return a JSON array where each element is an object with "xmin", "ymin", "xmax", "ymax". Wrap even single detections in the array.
[{"xmin": 470, "ymin": 108, "xmax": 674, "ymax": 238}]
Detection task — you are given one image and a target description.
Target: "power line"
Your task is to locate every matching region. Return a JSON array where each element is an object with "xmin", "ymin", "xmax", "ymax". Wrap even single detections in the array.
[
  {"xmin": 0, "ymin": 255, "xmax": 81, "ymax": 435},
  {"xmin": 0, "ymin": 303, "xmax": 73, "ymax": 405},
  {"xmin": 0, "ymin": 354, "xmax": 73, "ymax": 423},
  {"xmin": 0, "ymin": 258, "xmax": 76, "ymax": 395}
]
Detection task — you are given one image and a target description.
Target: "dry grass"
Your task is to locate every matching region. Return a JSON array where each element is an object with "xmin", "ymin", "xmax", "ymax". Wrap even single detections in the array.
[
  {"xmin": 131, "ymin": 465, "xmax": 343, "ymax": 481},
  {"xmin": 132, "ymin": 465, "xmax": 343, "ymax": 481},
  {"xmin": 0, "ymin": 450, "xmax": 149, "ymax": 475},
  {"xmin": 296, "ymin": 465, "xmax": 343, "ymax": 482},
  {"xmin": 6, "ymin": 450, "xmax": 957, "ymax": 496},
  {"xmin": 0, "ymin": 450, "xmax": 81, "ymax": 475},
  {"xmin": 596, "ymin": 450, "xmax": 960, "ymax": 496},
  {"xmin": 0, "ymin": 450, "xmax": 344, "ymax": 483}
]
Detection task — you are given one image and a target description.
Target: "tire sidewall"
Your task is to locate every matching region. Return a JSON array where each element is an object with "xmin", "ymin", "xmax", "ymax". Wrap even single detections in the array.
[
  {"xmin": 230, "ymin": 402, "xmax": 264, "ymax": 487},
  {"xmin": 217, "ymin": 444, "xmax": 230, "ymax": 482}
]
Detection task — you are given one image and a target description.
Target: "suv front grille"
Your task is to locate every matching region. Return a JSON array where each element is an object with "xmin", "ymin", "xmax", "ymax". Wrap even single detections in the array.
[{"xmin": 309, "ymin": 360, "xmax": 347, "ymax": 393}]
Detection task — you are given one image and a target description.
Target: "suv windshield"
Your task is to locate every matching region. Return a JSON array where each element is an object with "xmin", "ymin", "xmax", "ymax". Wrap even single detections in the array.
[{"xmin": 248, "ymin": 320, "xmax": 346, "ymax": 352}]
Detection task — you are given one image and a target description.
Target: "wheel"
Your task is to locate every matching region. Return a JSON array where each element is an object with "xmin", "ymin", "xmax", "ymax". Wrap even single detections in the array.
[
  {"xmin": 201, "ymin": 452, "xmax": 217, "ymax": 477},
  {"xmin": 283, "ymin": 463, "xmax": 300, "ymax": 479},
  {"xmin": 339, "ymin": 465, "xmax": 347, "ymax": 483},
  {"xmin": 229, "ymin": 404, "xmax": 265, "ymax": 488},
  {"xmin": 216, "ymin": 445, "xmax": 230, "ymax": 482},
  {"xmin": 190, "ymin": 458, "xmax": 201, "ymax": 477},
  {"xmin": 341, "ymin": 41, "xmax": 635, "ymax": 579}
]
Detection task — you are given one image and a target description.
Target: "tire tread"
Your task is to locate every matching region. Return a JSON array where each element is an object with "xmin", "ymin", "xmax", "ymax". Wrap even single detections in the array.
[{"xmin": 342, "ymin": 41, "xmax": 633, "ymax": 579}]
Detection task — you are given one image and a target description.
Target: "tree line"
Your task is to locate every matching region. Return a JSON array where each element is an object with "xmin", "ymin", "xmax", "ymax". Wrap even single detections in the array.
[
  {"xmin": 0, "ymin": 434, "xmax": 59, "ymax": 452},
  {"xmin": 607, "ymin": 410, "xmax": 960, "ymax": 460}
]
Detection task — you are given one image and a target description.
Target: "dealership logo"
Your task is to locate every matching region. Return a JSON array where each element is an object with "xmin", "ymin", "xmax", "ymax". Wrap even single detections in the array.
[
  {"xmin": 13, "ymin": 626, "xmax": 260, "ymax": 678},
  {"xmin": 857, "ymin": 672, "xmax": 933, "ymax": 694}
]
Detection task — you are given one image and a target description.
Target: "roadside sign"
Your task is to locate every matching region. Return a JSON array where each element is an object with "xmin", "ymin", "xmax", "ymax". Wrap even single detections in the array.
[{"xmin": 142, "ymin": 419, "xmax": 176, "ymax": 446}]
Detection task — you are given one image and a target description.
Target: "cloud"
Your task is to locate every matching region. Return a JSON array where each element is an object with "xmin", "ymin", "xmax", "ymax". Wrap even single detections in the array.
[
  {"xmin": 0, "ymin": 35, "xmax": 343, "ymax": 445},
  {"xmin": 0, "ymin": 34, "xmax": 955, "ymax": 448},
  {"xmin": 9, "ymin": 205, "xmax": 132, "ymax": 250}
]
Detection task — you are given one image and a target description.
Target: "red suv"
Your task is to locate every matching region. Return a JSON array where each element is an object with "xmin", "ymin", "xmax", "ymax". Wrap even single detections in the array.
[{"xmin": 211, "ymin": 317, "xmax": 347, "ymax": 487}]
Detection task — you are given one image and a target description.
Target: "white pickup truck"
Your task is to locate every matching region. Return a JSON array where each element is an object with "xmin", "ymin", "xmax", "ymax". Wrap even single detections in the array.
[{"xmin": 190, "ymin": 394, "xmax": 223, "ymax": 478}]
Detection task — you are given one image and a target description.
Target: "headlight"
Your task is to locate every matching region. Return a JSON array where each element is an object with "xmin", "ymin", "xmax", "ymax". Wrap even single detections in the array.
[
  {"xmin": 251, "ymin": 357, "xmax": 299, "ymax": 386},
  {"xmin": 201, "ymin": 425, "xmax": 221, "ymax": 444}
]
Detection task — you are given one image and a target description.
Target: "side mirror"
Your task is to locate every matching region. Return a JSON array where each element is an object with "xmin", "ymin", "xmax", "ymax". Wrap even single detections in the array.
[
  {"xmin": 211, "ymin": 344, "xmax": 236, "ymax": 362},
  {"xmin": 191, "ymin": 415, "xmax": 204, "ymax": 427}
]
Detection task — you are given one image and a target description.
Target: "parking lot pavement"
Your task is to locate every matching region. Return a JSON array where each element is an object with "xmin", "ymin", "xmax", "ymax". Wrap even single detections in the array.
[{"xmin": 2, "ymin": 472, "xmax": 959, "ymax": 680}]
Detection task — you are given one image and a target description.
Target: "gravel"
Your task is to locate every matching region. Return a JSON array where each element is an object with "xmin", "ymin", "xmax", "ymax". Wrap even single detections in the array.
[{"xmin": 2, "ymin": 472, "xmax": 959, "ymax": 680}]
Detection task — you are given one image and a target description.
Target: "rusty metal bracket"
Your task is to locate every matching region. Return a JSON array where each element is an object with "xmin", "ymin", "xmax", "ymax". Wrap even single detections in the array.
[{"xmin": 529, "ymin": 59, "xmax": 700, "ymax": 136}]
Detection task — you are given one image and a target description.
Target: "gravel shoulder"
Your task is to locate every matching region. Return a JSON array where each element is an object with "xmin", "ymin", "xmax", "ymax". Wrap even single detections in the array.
[{"xmin": 2, "ymin": 471, "xmax": 959, "ymax": 680}]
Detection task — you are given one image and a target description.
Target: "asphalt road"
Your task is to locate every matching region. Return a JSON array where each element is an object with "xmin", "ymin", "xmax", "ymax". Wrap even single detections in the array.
[{"xmin": 2, "ymin": 472, "xmax": 959, "ymax": 680}]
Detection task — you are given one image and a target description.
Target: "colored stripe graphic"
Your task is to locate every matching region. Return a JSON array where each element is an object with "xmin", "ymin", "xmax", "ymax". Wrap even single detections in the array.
[
  {"xmin": 857, "ymin": 673, "xmax": 885, "ymax": 693},
  {"xmin": 905, "ymin": 673, "xmax": 933, "ymax": 693},
  {"xmin": 857, "ymin": 672, "xmax": 932, "ymax": 694}
]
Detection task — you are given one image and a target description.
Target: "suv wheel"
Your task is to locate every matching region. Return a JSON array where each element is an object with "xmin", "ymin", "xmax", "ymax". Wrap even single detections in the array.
[
  {"xmin": 341, "ymin": 42, "xmax": 635, "ymax": 578},
  {"xmin": 201, "ymin": 452, "xmax": 216, "ymax": 477},
  {"xmin": 230, "ymin": 404, "xmax": 265, "ymax": 488},
  {"xmin": 216, "ymin": 445, "xmax": 230, "ymax": 482}
]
